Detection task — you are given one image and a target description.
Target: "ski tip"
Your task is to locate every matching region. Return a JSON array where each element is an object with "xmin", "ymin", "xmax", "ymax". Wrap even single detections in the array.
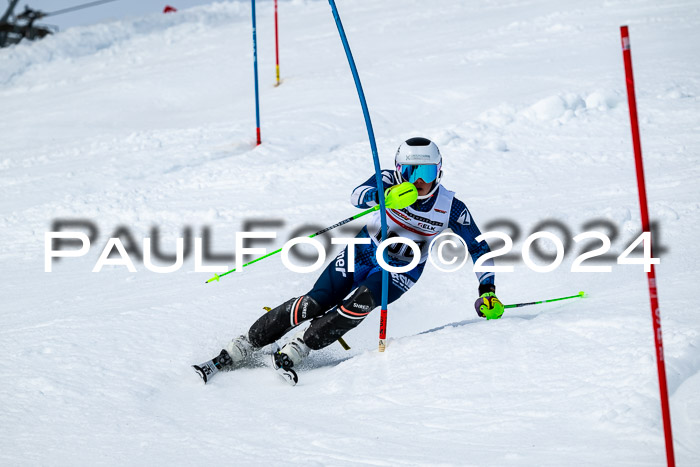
[
  {"xmin": 192, "ymin": 365, "xmax": 208, "ymax": 384},
  {"xmin": 578, "ymin": 291, "xmax": 587, "ymax": 297}
]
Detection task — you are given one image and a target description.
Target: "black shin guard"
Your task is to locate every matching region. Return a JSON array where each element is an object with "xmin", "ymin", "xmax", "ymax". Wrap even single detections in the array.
[
  {"xmin": 304, "ymin": 286, "xmax": 376, "ymax": 350},
  {"xmin": 248, "ymin": 295, "xmax": 323, "ymax": 348}
]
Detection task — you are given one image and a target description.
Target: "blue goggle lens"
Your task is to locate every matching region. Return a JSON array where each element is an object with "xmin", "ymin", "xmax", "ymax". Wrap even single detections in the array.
[{"xmin": 399, "ymin": 164, "xmax": 439, "ymax": 183}]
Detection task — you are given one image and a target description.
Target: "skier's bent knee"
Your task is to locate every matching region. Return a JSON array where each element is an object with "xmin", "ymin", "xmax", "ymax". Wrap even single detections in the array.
[
  {"xmin": 304, "ymin": 285, "xmax": 376, "ymax": 350},
  {"xmin": 248, "ymin": 295, "xmax": 323, "ymax": 348}
]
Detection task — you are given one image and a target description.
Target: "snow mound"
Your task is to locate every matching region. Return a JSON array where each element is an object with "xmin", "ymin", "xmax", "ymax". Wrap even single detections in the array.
[{"xmin": 522, "ymin": 91, "xmax": 620, "ymax": 123}]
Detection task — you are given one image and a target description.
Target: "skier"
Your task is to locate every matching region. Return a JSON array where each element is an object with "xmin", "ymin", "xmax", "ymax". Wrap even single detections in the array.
[{"xmin": 194, "ymin": 137, "xmax": 504, "ymax": 384}]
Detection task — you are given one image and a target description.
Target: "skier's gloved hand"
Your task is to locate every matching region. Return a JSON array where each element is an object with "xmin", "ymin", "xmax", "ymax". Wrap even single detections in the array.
[
  {"xmin": 474, "ymin": 292, "xmax": 504, "ymax": 320},
  {"xmin": 381, "ymin": 182, "xmax": 418, "ymax": 209}
]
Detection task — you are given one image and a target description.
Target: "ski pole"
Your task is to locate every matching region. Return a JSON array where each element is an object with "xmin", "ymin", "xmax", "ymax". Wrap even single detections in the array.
[
  {"xmin": 205, "ymin": 205, "xmax": 380, "ymax": 283},
  {"xmin": 504, "ymin": 291, "xmax": 586, "ymax": 309}
]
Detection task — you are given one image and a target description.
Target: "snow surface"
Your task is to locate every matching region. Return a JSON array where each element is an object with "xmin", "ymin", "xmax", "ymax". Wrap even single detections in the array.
[{"xmin": 1, "ymin": 0, "xmax": 700, "ymax": 465}]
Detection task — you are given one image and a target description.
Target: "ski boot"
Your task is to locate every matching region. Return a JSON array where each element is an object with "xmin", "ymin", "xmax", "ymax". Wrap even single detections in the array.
[
  {"xmin": 193, "ymin": 335, "xmax": 253, "ymax": 384},
  {"xmin": 272, "ymin": 330, "xmax": 310, "ymax": 386}
]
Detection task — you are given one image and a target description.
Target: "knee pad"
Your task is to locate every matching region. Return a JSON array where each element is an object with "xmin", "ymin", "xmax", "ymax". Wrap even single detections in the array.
[
  {"xmin": 248, "ymin": 295, "xmax": 323, "ymax": 348},
  {"xmin": 304, "ymin": 286, "xmax": 376, "ymax": 350}
]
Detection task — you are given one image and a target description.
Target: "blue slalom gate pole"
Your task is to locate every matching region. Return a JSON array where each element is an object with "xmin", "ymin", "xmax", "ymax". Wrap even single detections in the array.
[
  {"xmin": 328, "ymin": 0, "xmax": 390, "ymax": 351},
  {"xmin": 252, "ymin": 0, "xmax": 261, "ymax": 145}
]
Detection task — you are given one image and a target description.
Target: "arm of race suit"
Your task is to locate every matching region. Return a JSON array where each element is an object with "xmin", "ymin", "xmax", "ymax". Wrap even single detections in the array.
[
  {"xmin": 350, "ymin": 170, "xmax": 397, "ymax": 209},
  {"xmin": 448, "ymin": 197, "xmax": 496, "ymax": 294}
]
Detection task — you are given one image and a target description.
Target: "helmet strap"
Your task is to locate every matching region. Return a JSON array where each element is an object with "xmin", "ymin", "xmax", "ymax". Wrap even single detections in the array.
[{"xmin": 416, "ymin": 171, "xmax": 442, "ymax": 199}]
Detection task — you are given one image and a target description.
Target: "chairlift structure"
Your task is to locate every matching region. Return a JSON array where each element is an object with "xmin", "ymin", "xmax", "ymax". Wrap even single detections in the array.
[{"xmin": 0, "ymin": 0, "xmax": 117, "ymax": 48}]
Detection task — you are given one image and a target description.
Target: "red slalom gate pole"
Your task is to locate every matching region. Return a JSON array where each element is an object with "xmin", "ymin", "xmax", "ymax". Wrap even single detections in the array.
[
  {"xmin": 620, "ymin": 25, "xmax": 675, "ymax": 467},
  {"xmin": 274, "ymin": 0, "xmax": 281, "ymax": 86},
  {"xmin": 378, "ymin": 309, "xmax": 387, "ymax": 352},
  {"xmin": 252, "ymin": 0, "xmax": 261, "ymax": 145}
]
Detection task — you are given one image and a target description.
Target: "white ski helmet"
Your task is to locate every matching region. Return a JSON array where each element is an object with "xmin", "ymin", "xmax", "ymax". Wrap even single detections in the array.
[{"xmin": 395, "ymin": 137, "xmax": 443, "ymax": 199}]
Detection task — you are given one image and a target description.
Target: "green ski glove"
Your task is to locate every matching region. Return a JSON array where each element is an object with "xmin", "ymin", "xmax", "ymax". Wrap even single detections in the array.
[
  {"xmin": 384, "ymin": 182, "xmax": 418, "ymax": 209},
  {"xmin": 474, "ymin": 292, "xmax": 504, "ymax": 320}
]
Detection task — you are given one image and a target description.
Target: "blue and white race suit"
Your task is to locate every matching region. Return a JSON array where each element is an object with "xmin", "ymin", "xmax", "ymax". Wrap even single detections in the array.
[{"xmin": 306, "ymin": 170, "xmax": 494, "ymax": 312}]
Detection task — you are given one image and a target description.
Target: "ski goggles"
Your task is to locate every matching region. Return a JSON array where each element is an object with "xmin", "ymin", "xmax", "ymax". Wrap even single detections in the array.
[{"xmin": 397, "ymin": 163, "xmax": 440, "ymax": 184}]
